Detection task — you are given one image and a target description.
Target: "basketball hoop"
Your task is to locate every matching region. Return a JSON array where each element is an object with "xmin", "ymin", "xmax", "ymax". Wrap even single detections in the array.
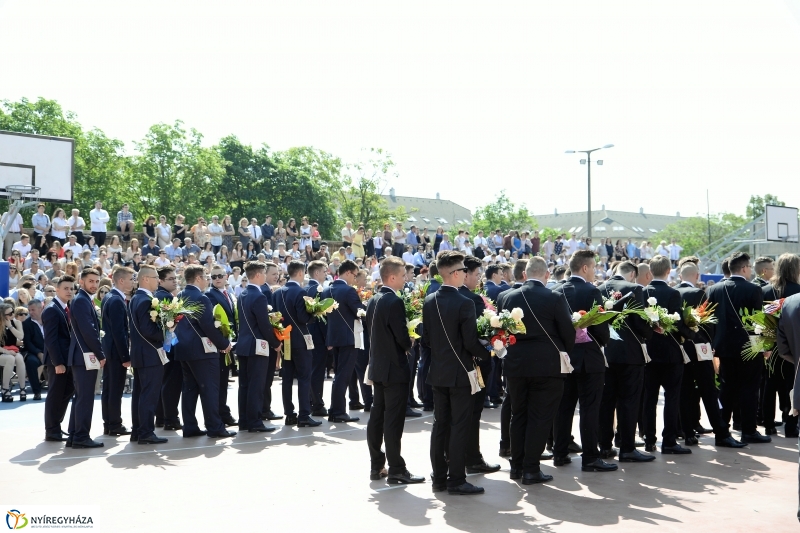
[{"xmin": 5, "ymin": 184, "xmax": 40, "ymax": 204}]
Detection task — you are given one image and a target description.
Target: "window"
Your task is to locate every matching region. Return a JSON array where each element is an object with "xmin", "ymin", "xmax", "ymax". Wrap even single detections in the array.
[
  {"xmin": 612, "ymin": 226, "xmax": 625, "ymax": 231},
  {"xmin": 595, "ymin": 226, "xmax": 606, "ymax": 232},
  {"xmin": 649, "ymin": 228, "xmax": 658, "ymax": 233},
  {"xmin": 421, "ymin": 217, "xmax": 431, "ymax": 223},
  {"xmin": 407, "ymin": 216, "xmax": 417, "ymax": 222},
  {"xmin": 568, "ymin": 227, "xmax": 576, "ymax": 233},
  {"xmin": 575, "ymin": 226, "xmax": 583, "ymax": 234}
]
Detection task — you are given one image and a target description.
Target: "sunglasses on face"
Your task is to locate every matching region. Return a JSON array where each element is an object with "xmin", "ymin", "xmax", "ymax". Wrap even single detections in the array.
[
  {"xmin": 4, "ymin": 313, "xmax": 13, "ymax": 318},
  {"xmin": 450, "ymin": 267, "xmax": 469, "ymax": 274},
  {"xmin": 210, "ymin": 274, "xmax": 225, "ymax": 280},
  {"xmin": 16, "ymin": 312, "xmax": 28, "ymax": 317}
]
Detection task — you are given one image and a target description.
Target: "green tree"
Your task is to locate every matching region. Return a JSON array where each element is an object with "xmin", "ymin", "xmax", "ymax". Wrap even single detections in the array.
[
  {"xmin": 746, "ymin": 194, "xmax": 785, "ymax": 219},
  {"xmin": 471, "ymin": 191, "xmax": 536, "ymax": 235},
  {"xmin": 655, "ymin": 212, "xmax": 748, "ymax": 256},
  {"xmin": 338, "ymin": 148, "xmax": 406, "ymax": 232}
]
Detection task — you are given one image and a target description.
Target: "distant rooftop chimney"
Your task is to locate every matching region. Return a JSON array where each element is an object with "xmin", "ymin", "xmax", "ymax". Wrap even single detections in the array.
[
  {"xmin": 601, "ymin": 204, "xmax": 605, "ymax": 210},
  {"xmin": 389, "ymin": 187, "xmax": 396, "ymax": 201},
  {"xmin": 554, "ymin": 208, "xmax": 558, "ymax": 215},
  {"xmin": 639, "ymin": 207, "xmax": 644, "ymax": 214},
  {"xmin": 436, "ymin": 192, "xmax": 440, "ymax": 200},
  {"xmin": 676, "ymin": 211, "xmax": 680, "ymax": 217}
]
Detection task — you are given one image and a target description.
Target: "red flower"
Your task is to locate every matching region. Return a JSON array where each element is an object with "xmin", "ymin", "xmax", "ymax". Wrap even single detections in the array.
[
  {"xmin": 579, "ymin": 310, "xmax": 587, "ymax": 316},
  {"xmin": 508, "ymin": 335, "xmax": 517, "ymax": 346}
]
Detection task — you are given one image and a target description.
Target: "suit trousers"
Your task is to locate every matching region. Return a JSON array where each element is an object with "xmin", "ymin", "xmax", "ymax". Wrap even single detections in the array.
[
  {"xmin": 367, "ymin": 381, "xmax": 408, "ymax": 473},
  {"xmin": 218, "ymin": 353, "xmax": 232, "ymax": 418},
  {"xmin": 554, "ymin": 371, "xmax": 605, "ymax": 465},
  {"xmin": 131, "ymin": 364, "xmax": 164, "ymax": 439},
  {"xmin": 356, "ymin": 348, "xmax": 373, "ymax": 406},
  {"xmin": 281, "ymin": 348, "xmax": 312, "ymax": 419},
  {"xmin": 643, "ymin": 361, "xmax": 683, "ymax": 447},
  {"xmin": 762, "ymin": 359, "xmax": 797, "ymax": 433},
  {"xmin": 309, "ymin": 346, "xmax": 327, "ymax": 410},
  {"xmin": 101, "ymin": 358, "xmax": 128, "ymax": 430},
  {"xmin": 418, "ymin": 344, "xmax": 433, "ymax": 408},
  {"xmin": 24, "ymin": 356, "xmax": 43, "ymax": 394},
  {"xmin": 157, "ymin": 358, "xmax": 183, "ymax": 425},
  {"xmin": 508, "ymin": 376, "xmax": 564, "ymax": 473},
  {"xmin": 237, "ymin": 355, "xmax": 269, "ymax": 429},
  {"xmin": 465, "ymin": 378, "xmax": 488, "ymax": 465},
  {"xmin": 431, "ymin": 385, "xmax": 473, "ymax": 488},
  {"xmin": 329, "ymin": 346, "xmax": 358, "ymax": 417},
  {"xmin": 44, "ymin": 364, "xmax": 73, "ymax": 435},
  {"xmin": 68, "ymin": 365, "xmax": 99, "ymax": 441},
  {"xmin": 487, "ymin": 358, "xmax": 503, "ymax": 402},
  {"xmin": 680, "ymin": 358, "xmax": 729, "ymax": 438},
  {"xmin": 499, "ymin": 377, "xmax": 512, "ymax": 450},
  {"xmin": 719, "ymin": 355, "xmax": 763, "ymax": 435},
  {"xmin": 261, "ymin": 350, "xmax": 279, "ymax": 415},
  {"xmin": 180, "ymin": 358, "xmax": 224, "ymax": 434},
  {"xmin": 599, "ymin": 363, "xmax": 644, "ymax": 453}
]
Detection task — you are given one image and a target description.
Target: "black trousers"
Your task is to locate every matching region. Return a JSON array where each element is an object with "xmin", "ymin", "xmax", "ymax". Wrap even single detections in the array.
[
  {"xmin": 367, "ymin": 381, "xmax": 408, "ymax": 473},
  {"xmin": 91, "ymin": 231, "xmax": 106, "ymax": 247},
  {"xmin": 101, "ymin": 358, "xmax": 128, "ymax": 431},
  {"xmin": 499, "ymin": 381, "xmax": 512, "ymax": 450},
  {"xmin": 466, "ymin": 367, "xmax": 490, "ymax": 465},
  {"xmin": 218, "ymin": 353, "xmax": 232, "ymax": 419},
  {"xmin": 680, "ymin": 358, "xmax": 729, "ymax": 438},
  {"xmin": 309, "ymin": 346, "xmax": 327, "ymax": 410},
  {"xmin": 131, "ymin": 364, "xmax": 164, "ymax": 439},
  {"xmin": 72, "ymin": 231, "xmax": 85, "ymax": 246},
  {"xmin": 68, "ymin": 365, "xmax": 99, "ymax": 441},
  {"xmin": 24, "ymin": 356, "xmax": 43, "ymax": 394},
  {"xmin": 261, "ymin": 350, "xmax": 279, "ymax": 415},
  {"xmin": 330, "ymin": 346, "xmax": 357, "ymax": 417},
  {"xmin": 418, "ymin": 344, "xmax": 433, "ymax": 408},
  {"xmin": 508, "ymin": 376, "xmax": 563, "ymax": 473},
  {"xmin": 719, "ymin": 355, "xmax": 763, "ymax": 435},
  {"xmin": 430, "ymin": 385, "xmax": 473, "ymax": 488},
  {"xmin": 238, "ymin": 355, "xmax": 268, "ymax": 429},
  {"xmin": 282, "ymin": 347, "xmax": 312, "ymax": 419},
  {"xmin": 762, "ymin": 359, "xmax": 797, "ymax": 433},
  {"xmin": 643, "ymin": 361, "xmax": 683, "ymax": 447},
  {"xmin": 180, "ymin": 358, "xmax": 224, "ymax": 434},
  {"xmin": 356, "ymin": 348, "xmax": 373, "ymax": 406},
  {"xmin": 44, "ymin": 364, "xmax": 73, "ymax": 435},
  {"xmin": 554, "ymin": 371, "xmax": 605, "ymax": 465},
  {"xmin": 157, "ymin": 358, "xmax": 183, "ymax": 425},
  {"xmin": 599, "ymin": 363, "xmax": 644, "ymax": 453}
]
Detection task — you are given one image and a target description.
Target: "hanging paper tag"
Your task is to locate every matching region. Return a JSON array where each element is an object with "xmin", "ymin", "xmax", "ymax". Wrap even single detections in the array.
[
  {"xmin": 475, "ymin": 366, "xmax": 485, "ymax": 388},
  {"xmin": 694, "ymin": 343, "xmax": 713, "ymax": 361},
  {"xmin": 641, "ymin": 343, "xmax": 651, "ymax": 363},
  {"xmin": 83, "ymin": 351, "xmax": 100, "ymax": 370},
  {"xmin": 304, "ymin": 334, "xmax": 315, "ymax": 350},
  {"xmin": 255, "ymin": 338, "xmax": 269, "ymax": 356},
  {"xmin": 559, "ymin": 351, "xmax": 574, "ymax": 373},
  {"xmin": 354, "ymin": 319, "xmax": 365, "ymax": 349},
  {"xmin": 157, "ymin": 347, "xmax": 169, "ymax": 365},
  {"xmin": 467, "ymin": 369, "xmax": 480, "ymax": 395},
  {"xmin": 680, "ymin": 344, "xmax": 691, "ymax": 364},
  {"xmin": 201, "ymin": 337, "xmax": 217, "ymax": 353},
  {"xmin": 364, "ymin": 363, "xmax": 373, "ymax": 386}
]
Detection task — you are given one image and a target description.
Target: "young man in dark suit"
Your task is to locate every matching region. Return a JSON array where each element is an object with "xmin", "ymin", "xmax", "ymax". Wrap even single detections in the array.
[
  {"xmin": 306, "ymin": 260, "xmax": 329, "ymax": 417},
  {"xmin": 321, "ymin": 259, "xmax": 365, "ymax": 424},
  {"xmin": 236, "ymin": 261, "xmax": 282, "ymax": 432},
  {"xmin": 498, "ymin": 256, "xmax": 574, "ymax": 484},
  {"xmin": 100, "ymin": 266, "xmax": 134, "ymax": 437},
  {"xmin": 642, "ymin": 255, "xmax": 696, "ymax": 454},
  {"xmin": 259, "ymin": 263, "xmax": 283, "ymax": 421},
  {"xmin": 206, "ymin": 264, "xmax": 238, "ymax": 427},
  {"xmin": 423, "ymin": 251, "xmax": 490, "ymax": 495},
  {"xmin": 155, "ymin": 266, "xmax": 183, "ymax": 430},
  {"xmin": 416, "ymin": 263, "xmax": 441, "ymax": 413},
  {"xmin": 775, "ymin": 289, "xmax": 800, "ymax": 523},
  {"xmin": 21, "ymin": 301, "xmax": 45, "ymax": 401},
  {"xmin": 42, "ymin": 276, "xmax": 75, "ymax": 442},
  {"xmin": 484, "ymin": 264, "xmax": 508, "ymax": 302},
  {"xmin": 707, "ymin": 252, "xmax": 769, "ymax": 443},
  {"xmin": 365, "ymin": 256, "xmax": 425, "ymax": 485},
  {"xmin": 129, "ymin": 265, "xmax": 168, "ymax": 444},
  {"xmin": 174, "ymin": 265, "xmax": 235, "ymax": 439},
  {"xmin": 67, "ymin": 268, "xmax": 106, "ymax": 449},
  {"xmin": 552, "ymin": 250, "xmax": 615, "ymax": 471},
  {"xmin": 597, "ymin": 261, "xmax": 656, "ymax": 462},
  {"xmin": 458, "ymin": 255, "xmax": 501, "ymax": 475},
  {"xmin": 275, "ymin": 261, "xmax": 321, "ymax": 427}
]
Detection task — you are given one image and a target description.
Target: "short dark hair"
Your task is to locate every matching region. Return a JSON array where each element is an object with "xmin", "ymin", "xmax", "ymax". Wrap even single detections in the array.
[
  {"xmin": 513, "ymin": 259, "xmax": 528, "ymax": 281},
  {"xmin": 464, "ymin": 255, "xmax": 482, "ymax": 274},
  {"xmin": 754, "ymin": 256, "xmax": 774, "ymax": 275},
  {"xmin": 380, "ymin": 256, "xmax": 405, "ymax": 280},
  {"xmin": 429, "ymin": 263, "xmax": 438, "ymax": 277},
  {"xmin": 80, "ymin": 267, "xmax": 99, "ymax": 280},
  {"xmin": 244, "ymin": 261, "xmax": 266, "ymax": 280},
  {"xmin": 729, "ymin": 252, "xmax": 751, "ymax": 274},
  {"xmin": 616, "ymin": 261, "xmax": 638, "ymax": 277},
  {"xmin": 184, "ymin": 264, "xmax": 205, "ymax": 284},
  {"xmin": 485, "ymin": 264, "xmax": 502, "ymax": 279},
  {"xmin": 721, "ymin": 258, "xmax": 731, "ymax": 276},
  {"xmin": 287, "ymin": 261, "xmax": 305, "ymax": 278},
  {"xmin": 568, "ymin": 250, "xmax": 596, "ymax": 274},
  {"xmin": 553, "ymin": 265, "xmax": 567, "ymax": 280},
  {"xmin": 338, "ymin": 259, "xmax": 359, "ymax": 276},
  {"xmin": 157, "ymin": 265, "xmax": 175, "ymax": 281},
  {"xmin": 436, "ymin": 250, "xmax": 465, "ymax": 272},
  {"xmin": 57, "ymin": 275, "xmax": 75, "ymax": 287},
  {"xmin": 307, "ymin": 260, "xmax": 327, "ymax": 278}
]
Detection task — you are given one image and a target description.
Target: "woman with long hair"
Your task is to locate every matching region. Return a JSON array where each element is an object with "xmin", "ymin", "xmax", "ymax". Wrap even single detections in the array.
[
  {"xmin": 144, "ymin": 215, "xmax": 157, "ymax": 241},
  {"xmin": 221, "ymin": 215, "xmax": 235, "ymax": 251},
  {"xmin": 60, "ymin": 248, "xmax": 75, "ymax": 267},
  {"xmin": 286, "ymin": 218, "xmax": 298, "ymax": 246},
  {"xmin": 124, "ymin": 238, "xmax": 141, "ymax": 261},
  {"xmin": 216, "ymin": 244, "xmax": 230, "ymax": 268},
  {"xmin": 0, "ymin": 302, "xmax": 26, "ymax": 402},
  {"xmin": 238, "ymin": 217, "xmax": 251, "ymax": 250},
  {"xmin": 245, "ymin": 241, "xmax": 258, "ymax": 261},
  {"xmin": 299, "ymin": 217, "xmax": 312, "ymax": 250},
  {"xmin": 107, "ymin": 235, "xmax": 123, "ymax": 256},
  {"xmin": 83, "ymin": 235, "xmax": 99, "ymax": 259},
  {"xmin": 433, "ymin": 226, "xmax": 444, "ymax": 255},
  {"xmin": 199, "ymin": 242, "xmax": 215, "ymax": 263},
  {"xmin": 173, "ymin": 214, "xmax": 186, "ymax": 243},
  {"xmin": 766, "ymin": 253, "xmax": 800, "ymax": 300},
  {"xmin": 230, "ymin": 241, "xmax": 245, "ymax": 272},
  {"xmin": 51, "ymin": 240, "xmax": 64, "ymax": 259},
  {"xmin": 352, "ymin": 226, "xmax": 366, "ymax": 258},
  {"xmin": 50, "ymin": 208, "xmax": 68, "ymax": 246}
]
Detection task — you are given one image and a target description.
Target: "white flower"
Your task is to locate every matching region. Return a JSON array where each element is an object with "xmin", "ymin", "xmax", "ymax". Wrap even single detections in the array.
[
  {"xmin": 166, "ymin": 320, "xmax": 174, "ymax": 328},
  {"xmin": 671, "ymin": 312, "xmax": 681, "ymax": 321},
  {"xmin": 267, "ymin": 305, "xmax": 273, "ymax": 311},
  {"xmin": 150, "ymin": 310, "xmax": 159, "ymax": 321},
  {"xmin": 644, "ymin": 309, "xmax": 660, "ymax": 322},
  {"xmin": 604, "ymin": 300, "xmax": 614, "ymax": 310},
  {"xmin": 647, "ymin": 297, "xmax": 657, "ymax": 306},
  {"xmin": 357, "ymin": 309, "xmax": 366, "ymax": 318},
  {"xmin": 572, "ymin": 312, "xmax": 581, "ymax": 322},
  {"xmin": 99, "ymin": 330, "xmax": 105, "ymax": 338},
  {"xmin": 490, "ymin": 316, "xmax": 502, "ymax": 328},
  {"xmin": 510, "ymin": 308, "xmax": 524, "ymax": 321},
  {"xmin": 151, "ymin": 298, "xmax": 159, "ymax": 308},
  {"xmin": 172, "ymin": 296, "xmax": 178, "ymax": 304},
  {"xmin": 214, "ymin": 320, "xmax": 221, "ymax": 328},
  {"xmin": 754, "ymin": 325, "xmax": 764, "ymax": 335},
  {"xmin": 493, "ymin": 339, "xmax": 504, "ymax": 352},
  {"xmin": 404, "ymin": 287, "xmax": 411, "ymax": 294},
  {"xmin": 317, "ymin": 285, "xmax": 323, "ymax": 293},
  {"xmin": 483, "ymin": 309, "xmax": 496, "ymax": 318}
]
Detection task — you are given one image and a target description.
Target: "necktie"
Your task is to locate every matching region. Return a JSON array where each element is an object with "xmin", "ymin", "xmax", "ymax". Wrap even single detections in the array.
[
  {"xmin": 223, "ymin": 290, "xmax": 231, "ymax": 306},
  {"xmin": 65, "ymin": 304, "xmax": 70, "ymax": 322}
]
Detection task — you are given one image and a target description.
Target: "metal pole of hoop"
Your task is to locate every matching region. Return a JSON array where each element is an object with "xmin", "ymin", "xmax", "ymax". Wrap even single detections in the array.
[{"xmin": 0, "ymin": 184, "xmax": 41, "ymax": 257}]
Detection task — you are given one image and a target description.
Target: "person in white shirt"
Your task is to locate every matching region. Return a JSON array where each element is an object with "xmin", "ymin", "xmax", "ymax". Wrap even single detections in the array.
[
  {"xmin": 154, "ymin": 250, "xmax": 171, "ymax": 267},
  {"xmin": 249, "ymin": 218, "xmax": 262, "ymax": 251},
  {"xmin": 542, "ymin": 236, "xmax": 554, "ymax": 259},
  {"xmin": 49, "ymin": 208, "xmax": 68, "ymax": 245},
  {"xmin": 67, "ymin": 209, "xmax": 86, "ymax": 245},
  {"xmin": 402, "ymin": 246, "xmax": 414, "ymax": 264},
  {"xmin": 641, "ymin": 241, "xmax": 654, "ymax": 260},
  {"xmin": 1, "ymin": 210, "xmax": 23, "ymax": 259},
  {"xmin": 492, "ymin": 230, "xmax": 504, "ymax": 253},
  {"xmin": 156, "ymin": 215, "xmax": 172, "ymax": 248},
  {"xmin": 341, "ymin": 221, "xmax": 354, "ymax": 244},
  {"xmin": 208, "ymin": 216, "xmax": 224, "ymax": 254},
  {"xmin": 11, "ymin": 234, "xmax": 31, "ymax": 258},
  {"xmin": 227, "ymin": 266, "xmax": 243, "ymax": 290},
  {"xmin": 474, "ymin": 231, "xmax": 488, "ymax": 251},
  {"xmin": 566, "ymin": 233, "xmax": 579, "ymax": 256},
  {"xmin": 392, "ymin": 222, "xmax": 406, "ymax": 258},
  {"xmin": 667, "ymin": 239, "xmax": 683, "ymax": 266},
  {"xmin": 655, "ymin": 240, "xmax": 669, "ymax": 257},
  {"xmin": 62, "ymin": 234, "xmax": 83, "ymax": 258},
  {"xmin": 89, "ymin": 200, "xmax": 110, "ymax": 246}
]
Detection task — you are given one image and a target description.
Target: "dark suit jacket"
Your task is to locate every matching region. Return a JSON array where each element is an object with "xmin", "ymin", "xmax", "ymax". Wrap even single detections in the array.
[
  {"xmin": 273, "ymin": 281, "xmax": 314, "ymax": 349},
  {"xmin": 174, "ymin": 285, "xmax": 230, "ymax": 361},
  {"xmin": 305, "ymin": 280, "xmax": 327, "ymax": 350},
  {"xmin": 599, "ymin": 276, "xmax": 653, "ymax": 365},
  {"xmin": 155, "ymin": 287, "xmax": 173, "ymax": 302},
  {"xmin": 776, "ymin": 293, "xmax": 800, "ymax": 414},
  {"xmin": 366, "ymin": 287, "xmax": 412, "ymax": 383},
  {"xmin": 552, "ymin": 276, "xmax": 609, "ymax": 372},
  {"xmin": 101, "ymin": 289, "xmax": 130, "ymax": 363},
  {"xmin": 426, "ymin": 279, "xmax": 441, "ymax": 296},
  {"xmin": 459, "ymin": 286, "xmax": 491, "ymax": 375},
  {"xmin": 129, "ymin": 289, "xmax": 165, "ymax": 368},
  {"xmin": 22, "ymin": 317, "xmax": 44, "ymax": 362},
  {"xmin": 762, "ymin": 281, "xmax": 800, "ymax": 301},
  {"xmin": 643, "ymin": 280, "xmax": 695, "ymax": 364},
  {"xmin": 237, "ymin": 285, "xmax": 280, "ymax": 357},
  {"xmin": 706, "ymin": 276, "xmax": 763, "ymax": 357},
  {"xmin": 753, "ymin": 276, "xmax": 770, "ymax": 288},
  {"xmin": 676, "ymin": 282, "xmax": 714, "ymax": 353},
  {"xmin": 498, "ymin": 280, "xmax": 574, "ymax": 377},
  {"xmin": 42, "ymin": 302, "xmax": 70, "ymax": 366},
  {"xmin": 67, "ymin": 289, "xmax": 105, "ymax": 366},
  {"xmin": 322, "ymin": 279, "xmax": 364, "ymax": 347},
  {"xmin": 485, "ymin": 281, "xmax": 509, "ymax": 303},
  {"xmin": 422, "ymin": 286, "xmax": 488, "ymax": 387},
  {"xmin": 206, "ymin": 286, "xmax": 238, "ymax": 338}
]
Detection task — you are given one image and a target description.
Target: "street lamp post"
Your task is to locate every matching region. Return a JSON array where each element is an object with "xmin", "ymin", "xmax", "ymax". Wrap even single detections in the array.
[{"xmin": 564, "ymin": 144, "xmax": 614, "ymax": 239}]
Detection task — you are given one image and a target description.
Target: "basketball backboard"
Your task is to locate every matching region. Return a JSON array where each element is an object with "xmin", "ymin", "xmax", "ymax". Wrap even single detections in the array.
[
  {"xmin": 765, "ymin": 204, "xmax": 799, "ymax": 243},
  {"xmin": 0, "ymin": 130, "xmax": 74, "ymax": 203}
]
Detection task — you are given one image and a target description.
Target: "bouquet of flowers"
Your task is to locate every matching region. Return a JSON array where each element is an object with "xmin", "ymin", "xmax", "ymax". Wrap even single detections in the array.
[
  {"xmin": 681, "ymin": 301, "xmax": 718, "ymax": 332},
  {"xmin": 407, "ymin": 317, "xmax": 422, "ymax": 340},
  {"xmin": 303, "ymin": 295, "xmax": 338, "ymax": 323},
  {"xmin": 477, "ymin": 308, "xmax": 526, "ymax": 357},
  {"xmin": 150, "ymin": 296, "xmax": 203, "ymax": 352},
  {"xmin": 397, "ymin": 286, "xmax": 427, "ymax": 340},
  {"xmin": 357, "ymin": 287, "xmax": 373, "ymax": 304},
  {"xmin": 741, "ymin": 298, "xmax": 784, "ymax": 361},
  {"xmin": 643, "ymin": 297, "xmax": 679, "ymax": 335},
  {"xmin": 269, "ymin": 311, "xmax": 292, "ymax": 342},
  {"xmin": 481, "ymin": 294, "xmax": 497, "ymax": 313}
]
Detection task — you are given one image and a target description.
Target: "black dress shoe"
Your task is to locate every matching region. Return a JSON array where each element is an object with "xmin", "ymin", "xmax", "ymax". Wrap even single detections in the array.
[
  {"xmin": 388, "ymin": 470, "xmax": 425, "ymax": 484},
  {"xmin": 130, "ymin": 435, "xmax": 139, "ymax": 442},
  {"xmin": 349, "ymin": 401, "xmax": 365, "ymax": 410},
  {"xmin": 408, "ymin": 400, "xmax": 423, "ymax": 408},
  {"xmin": 715, "ymin": 436, "xmax": 747, "ymax": 448},
  {"xmin": 786, "ymin": 431, "xmax": 800, "ymax": 439},
  {"xmin": 370, "ymin": 467, "xmax": 388, "ymax": 480},
  {"xmin": 222, "ymin": 416, "xmax": 238, "ymax": 427},
  {"xmin": 483, "ymin": 399, "xmax": 497, "ymax": 409},
  {"xmin": 466, "ymin": 460, "xmax": 501, "ymax": 474},
  {"xmin": 765, "ymin": 427, "xmax": 778, "ymax": 436},
  {"xmin": 329, "ymin": 414, "xmax": 360, "ymax": 423},
  {"xmin": 619, "ymin": 450, "xmax": 656, "ymax": 462},
  {"xmin": 65, "ymin": 439, "xmax": 72, "ymax": 447},
  {"xmin": 405, "ymin": 409, "xmax": 422, "ymax": 418},
  {"xmin": 522, "ymin": 471, "xmax": 553, "ymax": 485},
  {"xmin": 71, "ymin": 439, "xmax": 104, "ymax": 449},
  {"xmin": 499, "ymin": 447, "xmax": 511, "ymax": 458},
  {"xmin": 33, "ymin": 393, "xmax": 41, "ymax": 400},
  {"xmin": 298, "ymin": 418, "xmax": 322, "ymax": 427},
  {"xmin": 262, "ymin": 411, "xmax": 283, "ymax": 421},
  {"xmin": 644, "ymin": 444, "xmax": 656, "ymax": 453},
  {"xmin": 540, "ymin": 450, "xmax": 554, "ymax": 461},
  {"xmin": 423, "ymin": 405, "xmax": 434, "ymax": 412},
  {"xmin": 285, "ymin": 414, "xmax": 299, "ymax": 426},
  {"xmin": 364, "ymin": 404, "xmax": 372, "ymax": 412},
  {"xmin": 599, "ymin": 448, "xmax": 618, "ymax": 459},
  {"xmin": 509, "ymin": 468, "xmax": 522, "ymax": 480},
  {"xmin": 208, "ymin": 430, "xmax": 237, "ymax": 438},
  {"xmin": 684, "ymin": 435, "xmax": 699, "ymax": 445},
  {"xmin": 248, "ymin": 425, "xmax": 277, "ymax": 433},
  {"xmin": 183, "ymin": 430, "xmax": 208, "ymax": 438},
  {"xmin": 694, "ymin": 425, "xmax": 713, "ymax": 434},
  {"xmin": 107, "ymin": 426, "xmax": 132, "ymax": 436},
  {"xmin": 661, "ymin": 444, "xmax": 692, "ymax": 454},
  {"xmin": 567, "ymin": 440, "xmax": 583, "ymax": 453},
  {"xmin": 581, "ymin": 459, "xmax": 618, "ymax": 472},
  {"xmin": 311, "ymin": 407, "xmax": 328, "ymax": 417},
  {"xmin": 553, "ymin": 455, "xmax": 572, "ymax": 466},
  {"xmin": 742, "ymin": 431, "xmax": 771, "ymax": 443},
  {"xmin": 447, "ymin": 482, "xmax": 485, "ymax": 495},
  {"xmin": 44, "ymin": 433, "xmax": 65, "ymax": 442},
  {"xmin": 138, "ymin": 435, "xmax": 168, "ymax": 444},
  {"xmin": 431, "ymin": 482, "xmax": 447, "ymax": 492},
  {"xmin": 163, "ymin": 423, "xmax": 183, "ymax": 431}
]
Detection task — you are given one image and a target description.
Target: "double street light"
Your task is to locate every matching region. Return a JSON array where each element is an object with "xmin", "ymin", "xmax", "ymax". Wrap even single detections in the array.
[{"xmin": 564, "ymin": 144, "xmax": 614, "ymax": 239}]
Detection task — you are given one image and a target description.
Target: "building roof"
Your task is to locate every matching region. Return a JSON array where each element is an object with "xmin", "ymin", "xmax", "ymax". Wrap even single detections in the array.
[
  {"xmin": 534, "ymin": 208, "xmax": 685, "ymax": 242},
  {"xmin": 382, "ymin": 192, "xmax": 472, "ymax": 231}
]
